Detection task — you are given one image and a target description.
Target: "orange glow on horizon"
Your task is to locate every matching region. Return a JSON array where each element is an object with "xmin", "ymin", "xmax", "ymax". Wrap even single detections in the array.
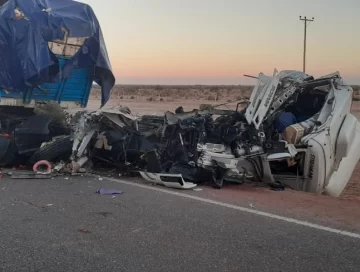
[{"xmin": 82, "ymin": 0, "xmax": 360, "ymax": 84}]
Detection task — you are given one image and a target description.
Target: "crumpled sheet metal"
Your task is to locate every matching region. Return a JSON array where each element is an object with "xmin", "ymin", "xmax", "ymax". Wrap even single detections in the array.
[
  {"xmin": 96, "ymin": 108, "xmax": 138, "ymax": 121},
  {"xmin": 98, "ymin": 112, "xmax": 138, "ymax": 128},
  {"xmin": 139, "ymin": 172, "xmax": 197, "ymax": 190},
  {"xmin": 79, "ymin": 108, "xmax": 139, "ymax": 127}
]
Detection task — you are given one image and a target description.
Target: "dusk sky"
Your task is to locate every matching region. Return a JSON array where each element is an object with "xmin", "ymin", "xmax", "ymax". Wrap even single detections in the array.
[{"xmin": 80, "ymin": 0, "xmax": 360, "ymax": 85}]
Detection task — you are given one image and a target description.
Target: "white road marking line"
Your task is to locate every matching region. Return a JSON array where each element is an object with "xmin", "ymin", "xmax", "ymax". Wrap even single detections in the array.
[{"xmin": 105, "ymin": 177, "xmax": 360, "ymax": 239}]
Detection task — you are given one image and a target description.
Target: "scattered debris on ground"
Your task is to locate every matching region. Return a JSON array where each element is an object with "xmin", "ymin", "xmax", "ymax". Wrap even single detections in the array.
[
  {"xmin": 78, "ymin": 228, "xmax": 90, "ymax": 234},
  {"xmin": 96, "ymin": 188, "xmax": 123, "ymax": 195},
  {"xmin": 0, "ymin": 70, "xmax": 358, "ymax": 198}
]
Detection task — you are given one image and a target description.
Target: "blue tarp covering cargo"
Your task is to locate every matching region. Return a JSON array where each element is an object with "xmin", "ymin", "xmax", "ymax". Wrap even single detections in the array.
[{"xmin": 0, "ymin": 0, "xmax": 115, "ymax": 107}]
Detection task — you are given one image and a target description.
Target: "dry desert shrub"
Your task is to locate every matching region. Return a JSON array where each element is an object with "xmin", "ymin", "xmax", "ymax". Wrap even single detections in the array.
[
  {"xmin": 88, "ymin": 84, "xmax": 256, "ymax": 102},
  {"xmin": 235, "ymin": 95, "xmax": 244, "ymax": 100},
  {"xmin": 199, "ymin": 104, "xmax": 213, "ymax": 110}
]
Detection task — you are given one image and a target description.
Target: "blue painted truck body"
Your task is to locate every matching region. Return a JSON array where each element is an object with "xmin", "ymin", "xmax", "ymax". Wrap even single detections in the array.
[
  {"xmin": 0, "ymin": 1, "xmax": 114, "ymax": 107},
  {"xmin": 0, "ymin": 56, "xmax": 93, "ymax": 108}
]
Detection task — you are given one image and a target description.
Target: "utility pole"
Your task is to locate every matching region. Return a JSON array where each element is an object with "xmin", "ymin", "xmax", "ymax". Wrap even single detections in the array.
[{"xmin": 299, "ymin": 16, "xmax": 314, "ymax": 73}]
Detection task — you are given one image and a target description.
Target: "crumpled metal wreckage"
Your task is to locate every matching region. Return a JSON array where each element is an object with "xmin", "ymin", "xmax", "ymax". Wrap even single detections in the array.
[
  {"xmin": 1, "ymin": 70, "xmax": 359, "ymax": 198},
  {"xmin": 69, "ymin": 70, "xmax": 360, "ymax": 197},
  {"xmin": 0, "ymin": 103, "xmax": 72, "ymax": 169}
]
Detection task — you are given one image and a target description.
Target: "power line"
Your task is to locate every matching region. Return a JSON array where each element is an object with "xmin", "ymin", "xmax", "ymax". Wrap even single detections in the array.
[{"xmin": 299, "ymin": 16, "xmax": 315, "ymax": 73}]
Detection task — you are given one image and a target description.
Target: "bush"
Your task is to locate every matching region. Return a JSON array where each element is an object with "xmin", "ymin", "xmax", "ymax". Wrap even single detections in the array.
[
  {"xmin": 199, "ymin": 104, "xmax": 212, "ymax": 110},
  {"xmin": 130, "ymin": 96, "xmax": 135, "ymax": 99},
  {"xmin": 352, "ymin": 85, "xmax": 360, "ymax": 93},
  {"xmin": 210, "ymin": 87, "xmax": 220, "ymax": 92},
  {"xmin": 161, "ymin": 89, "xmax": 172, "ymax": 97},
  {"xmin": 207, "ymin": 95, "xmax": 215, "ymax": 100},
  {"xmin": 160, "ymin": 98, "xmax": 164, "ymax": 102}
]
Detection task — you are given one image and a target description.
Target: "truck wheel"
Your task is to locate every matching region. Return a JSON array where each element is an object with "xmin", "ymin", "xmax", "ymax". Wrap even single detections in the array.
[{"xmin": 28, "ymin": 135, "xmax": 73, "ymax": 164}]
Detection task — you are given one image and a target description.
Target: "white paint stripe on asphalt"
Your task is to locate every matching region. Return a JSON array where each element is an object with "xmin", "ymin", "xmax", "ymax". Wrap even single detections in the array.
[{"xmin": 106, "ymin": 177, "xmax": 360, "ymax": 239}]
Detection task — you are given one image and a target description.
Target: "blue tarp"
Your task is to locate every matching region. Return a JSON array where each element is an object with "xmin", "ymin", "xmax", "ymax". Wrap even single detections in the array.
[{"xmin": 0, "ymin": 0, "xmax": 115, "ymax": 106}]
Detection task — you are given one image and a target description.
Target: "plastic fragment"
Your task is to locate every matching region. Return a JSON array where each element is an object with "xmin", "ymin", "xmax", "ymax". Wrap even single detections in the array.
[{"xmin": 96, "ymin": 188, "xmax": 123, "ymax": 195}]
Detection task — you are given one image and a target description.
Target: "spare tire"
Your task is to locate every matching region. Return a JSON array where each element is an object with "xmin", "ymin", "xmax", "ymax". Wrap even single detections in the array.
[{"xmin": 28, "ymin": 135, "xmax": 73, "ymax": 164}]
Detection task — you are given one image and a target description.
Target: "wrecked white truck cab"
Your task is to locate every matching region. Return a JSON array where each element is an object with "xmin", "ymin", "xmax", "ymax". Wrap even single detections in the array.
[
  {"xmin": 238, "ymin": 70, "xmax": 360, "ymax": 197},
  {"xmin": 69, "ymin": 69, "xmax": 359, "ymax": 197}
]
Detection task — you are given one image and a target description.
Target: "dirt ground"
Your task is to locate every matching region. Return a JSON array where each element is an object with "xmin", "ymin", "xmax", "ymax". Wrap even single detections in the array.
[{"xmin": 87, "ymin": 97, "xmax": 243, "ymax": 115}]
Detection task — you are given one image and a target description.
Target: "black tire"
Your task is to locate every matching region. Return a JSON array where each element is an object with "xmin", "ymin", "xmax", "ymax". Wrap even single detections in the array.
[
  {"xmin": 28, "ymin": 135, "xmax": 73, "ymax": 164},
  {"xmin": 211, "ymin": 167, "xmax": 225, "ymax": 189},
  {"xmin": 212, "ymin": 175, "xmax": 224, "ymax": 189}
]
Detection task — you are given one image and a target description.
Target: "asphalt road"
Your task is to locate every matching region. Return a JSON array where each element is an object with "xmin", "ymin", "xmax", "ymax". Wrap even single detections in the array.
[{"xmin": 0, "ymin": 176, "xmax": 359, "ymax": 272}]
